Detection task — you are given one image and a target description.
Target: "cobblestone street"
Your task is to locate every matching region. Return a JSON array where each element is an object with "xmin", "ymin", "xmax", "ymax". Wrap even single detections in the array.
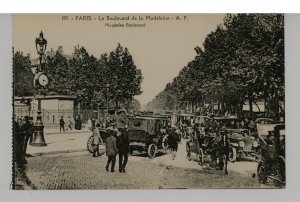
[{"xmin": 23, "ymin": 149, "xmax": 262, "ymax": 189}]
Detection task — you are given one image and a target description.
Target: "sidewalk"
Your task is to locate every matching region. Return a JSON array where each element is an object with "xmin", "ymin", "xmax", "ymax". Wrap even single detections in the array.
[
  {"xmin": 27, "ymin": 128, "xmax": 92, "ymax": 156},
  {"xmin": 44, "ymin": 126, "xmax": 90, "ymax": 134}
]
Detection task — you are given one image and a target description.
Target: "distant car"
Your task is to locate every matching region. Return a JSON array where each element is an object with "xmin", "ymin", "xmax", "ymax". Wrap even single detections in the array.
[
  {"xmin": 127, "ymin": 116, "xmax": 169, "ymax": 158},
  {"xmin": 176, "ymin": 114, "xmax": 195, "ymax": 139},
  {"xmin": 257, "ymin": 124, "xmax": 285, "ymax": 185}
]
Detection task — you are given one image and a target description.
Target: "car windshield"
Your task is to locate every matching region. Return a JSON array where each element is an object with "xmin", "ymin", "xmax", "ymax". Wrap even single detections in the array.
[
  {"xmin": 128, "ymin": 119, "xmax": 148, "ymax": 131},
  {"xmin": 216, "ymin": 118, "xmax": 239, "ymax": 129}
]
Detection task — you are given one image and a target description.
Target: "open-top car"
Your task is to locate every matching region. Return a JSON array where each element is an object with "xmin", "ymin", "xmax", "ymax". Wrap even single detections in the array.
[
  {"xmin": 214, "ymin": 116, "xmax": 259, "ymax": 162},
  {"xmin": 257, "ymin": 124, "xmax": 285, "ymax": 186},
  {"xmin": 127, "ymin": 116, "xmax": 169, "ymax": 158}
]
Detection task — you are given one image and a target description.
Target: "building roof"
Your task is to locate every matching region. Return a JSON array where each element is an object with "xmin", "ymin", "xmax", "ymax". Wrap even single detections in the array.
[{"xmin": 14, "ymin": 95, "xmax": 76, "ymax": 100}]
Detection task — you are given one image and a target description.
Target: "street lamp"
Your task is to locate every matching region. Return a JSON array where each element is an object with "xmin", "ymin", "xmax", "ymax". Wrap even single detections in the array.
[{"xmin": 30, "ymin": 31, "xmax": 48, "ymax": 147}]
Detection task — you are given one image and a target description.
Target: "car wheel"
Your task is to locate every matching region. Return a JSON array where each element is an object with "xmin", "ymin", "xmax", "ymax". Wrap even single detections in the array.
[
  {"xmin": 186, "ymin": 142, "xmax": 191, "ymax": 161},
  {"xmin": 129, "ymin": 147, "xmax": 134, "ymax": 155},
  {"xmin": 87, "ymin": 135, "xmax": 94, "ymax": 153},
  {"xmin": 257, "ymin": 161, "xmax": 267, "ymax": 184},
  {"xmin": 198, "ymin": 148, "xmax": 204, "ymax": 166},
  {"xmin": 229, "ymin": 147, "xmax": 237, "ymax": 162},
  {"xmin": 147, "ymin": 144, "xmax": 157, "ymax": 159},
  {"xmin": 162, "ymin": 135, "xmax": 169, "ymax": 150}
]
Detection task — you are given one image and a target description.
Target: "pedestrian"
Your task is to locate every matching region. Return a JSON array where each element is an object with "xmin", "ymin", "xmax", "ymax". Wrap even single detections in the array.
[
  {"xmin": 22, "ymin": 116, "xmax": 34, "ymax": 162},
  {"xmin": 66, "ymin": 116, "xmax": 73, "ymax": 131},
  {"xmin": 59, "ymin": 116, "xmax": 65, "ymax": 132},
  {"xmin": 248, "ymin": 118, "xmax": 256, "ymax": 134},
  {"xmin": 116, "ymin": 128, "xmax": 130, "ymax": 173},
  {"xmin": 168, "ymin": 127, "xmax": 180, "ymax": 160},
  {"xmin": 105, "ymin": 127, "xmax": 118, "ymax": 172},
  {"xmin": 92, "ymin": 123, "xmax": 103, "ymax": 157}
]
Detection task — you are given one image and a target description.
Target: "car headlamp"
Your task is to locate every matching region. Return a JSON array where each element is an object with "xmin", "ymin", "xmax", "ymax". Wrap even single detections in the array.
[
  {"xmin": 239, "ymin": 141, "xmax": 245, "ymax": 147},
  {"xmin": 253, "ymin": 141, "xmax": 259, "ymax": 148}
]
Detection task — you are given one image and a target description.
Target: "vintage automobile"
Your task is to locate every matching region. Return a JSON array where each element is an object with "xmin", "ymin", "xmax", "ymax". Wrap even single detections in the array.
[
  {"xmin": 176, "ymin": 114, "xmax": 195, "ymax": 139},
  {"xmin": 214, "ymin": 116, "xmax": 259, "ymax": 162},
  {"xmin": 127, "ymin": 116, "xmax": 170, "ymax": 158},
  {"xmin": 87, "ymin": 128, "xmax": 111, "ymax": 153},
  {"xmin": 257, "ymin": 124, "xmax": 285, "ymax": 185}
]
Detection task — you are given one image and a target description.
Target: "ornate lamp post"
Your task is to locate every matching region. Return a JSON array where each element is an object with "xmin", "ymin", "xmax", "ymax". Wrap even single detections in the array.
[{"xmin": 30, "ymin": 31, "xmax": 49, "ymax": 147}]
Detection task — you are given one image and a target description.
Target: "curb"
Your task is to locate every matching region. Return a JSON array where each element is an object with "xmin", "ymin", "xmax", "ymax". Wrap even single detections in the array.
[{"xmin": 28, "ymin": 148, "xmax": 89, "ymax": 157}]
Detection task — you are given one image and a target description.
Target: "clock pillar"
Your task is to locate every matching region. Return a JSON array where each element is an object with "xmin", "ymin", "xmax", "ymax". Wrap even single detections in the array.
[{"xmin": 30, "ymin": 31, "xmax": 48, "ymax": 147}]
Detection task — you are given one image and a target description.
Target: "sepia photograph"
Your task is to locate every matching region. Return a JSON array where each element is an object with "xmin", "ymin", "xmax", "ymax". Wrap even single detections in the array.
[{"xmin": 12, "ymin": 13, "xmax": 285, "ymax": 190}]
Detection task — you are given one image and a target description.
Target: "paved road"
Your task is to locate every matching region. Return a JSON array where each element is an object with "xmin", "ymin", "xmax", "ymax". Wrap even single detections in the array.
[{"xmin": 22, "ymin": 139, "xmax": 263, "ymax": 189}]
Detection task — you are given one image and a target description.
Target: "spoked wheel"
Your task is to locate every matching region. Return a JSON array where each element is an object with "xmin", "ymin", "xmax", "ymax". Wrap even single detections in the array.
[
  {"xmin": 162, "ymin": 135, "xmax": 169, "ymax": 150},
  {"xmin": 257, "ymin": 161, "xmax": 267, "ymax": 184},
  {"xmin": 182, "ymin": 131, "xmax": 187, "ymax": 139},
  {"xmin": 147, "ymin": 144, "xmax": 158, "ymax": 159},
  {"xmin": 87, "ymin": 135, "xmax": 95, "ymax": 153},
  {"xmin": 198, "ymin": 148, "xmax": 204, "ymax": 166},
  {"xmin": 186, "ymin": 142, "xmax": 191, "ymax": 161},
  {"xmin": 229, "ymin": 147, "xmax": 237, "ymax": 162}
]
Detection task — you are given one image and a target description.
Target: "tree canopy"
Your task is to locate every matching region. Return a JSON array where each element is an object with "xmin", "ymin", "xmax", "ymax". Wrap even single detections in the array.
[
  {"xmin": 14, "ymin": 44, "xmax": 143, "ymax": 112},
  {"xmin": 146, "ymin": 14, "xmax": 284, "ymax": 119}
]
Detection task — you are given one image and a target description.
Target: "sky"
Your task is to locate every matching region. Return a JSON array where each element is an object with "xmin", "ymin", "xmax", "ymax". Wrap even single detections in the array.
[{"xmin": 13, "ymin": 14, "xmax": 225, "ymax": 106}]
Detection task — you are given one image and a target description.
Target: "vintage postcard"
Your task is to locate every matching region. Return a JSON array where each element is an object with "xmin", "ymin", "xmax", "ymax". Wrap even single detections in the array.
[{"xmin": 12, "ymin": 14, "xmax": 285, "ymax": 190}]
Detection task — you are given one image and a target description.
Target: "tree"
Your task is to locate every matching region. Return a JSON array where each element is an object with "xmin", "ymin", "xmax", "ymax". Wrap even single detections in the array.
[
  {"xmin": 101, "ymin": 43, "xmax": 143, "ymax": 107},
  {"xmin": 13, "ymin": 51, "xmax": 34, "ymax": 96}
]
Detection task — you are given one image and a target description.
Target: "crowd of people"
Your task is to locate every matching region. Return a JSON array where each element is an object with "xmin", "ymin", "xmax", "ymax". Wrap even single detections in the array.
[
  {"xmin": 13, "ymin": 115, "xmax": 34, "ymax": 165},
  {"xmin": 59, "ymin": 115, "xmax": 82, "ymax": 132}
]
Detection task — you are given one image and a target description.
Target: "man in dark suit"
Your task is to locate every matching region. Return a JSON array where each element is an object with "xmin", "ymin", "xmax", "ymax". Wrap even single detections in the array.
[{"xmin": 116, "ymin": 130, "xmax": 130, "ymax": 173}]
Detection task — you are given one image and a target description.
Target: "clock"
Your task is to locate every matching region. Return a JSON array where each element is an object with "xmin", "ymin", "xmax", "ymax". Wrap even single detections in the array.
[{"xmin": 38, "ymin": 73, "xmax": 49, "ymax": 86}]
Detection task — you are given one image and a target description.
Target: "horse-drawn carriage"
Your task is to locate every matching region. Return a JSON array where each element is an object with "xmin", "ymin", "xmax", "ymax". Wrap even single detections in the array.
[
  {"xmin": 127, "ymin": 116, "xmax": 170, "ymax": 158},
  {"xmin": 87, "ymin": 128, "xmax": 111, "ymax": 153},
  {"xmin": 257, "ymin": 124, "xmax": 285, "ymax": 185},
  {"xmin": 186, "ymin": 128, "xmax": 232, "ymax": 174}
]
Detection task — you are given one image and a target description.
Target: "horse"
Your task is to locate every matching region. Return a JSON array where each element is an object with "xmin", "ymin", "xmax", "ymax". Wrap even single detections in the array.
[{"xmin": 213, "ymin": 131, "xmax": 230, "ymax": 175}]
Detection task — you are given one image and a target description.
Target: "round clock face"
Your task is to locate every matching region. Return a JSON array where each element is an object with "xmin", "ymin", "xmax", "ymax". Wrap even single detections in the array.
[{"xmin": 38, "ymin": 74, "xmax": 49, "ymax": 86}]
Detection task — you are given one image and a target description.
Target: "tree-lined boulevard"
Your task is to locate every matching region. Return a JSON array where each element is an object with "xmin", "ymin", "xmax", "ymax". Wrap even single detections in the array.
[{"xmin": 13, "ymin": 13, "xmax": 285, "ymax": 189}]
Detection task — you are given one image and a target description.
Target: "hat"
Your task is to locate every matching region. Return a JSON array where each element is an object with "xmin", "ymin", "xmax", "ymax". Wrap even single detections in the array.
[{"xmin": 106, "ymin": 126, "xmax": 119, "ymax": 133}]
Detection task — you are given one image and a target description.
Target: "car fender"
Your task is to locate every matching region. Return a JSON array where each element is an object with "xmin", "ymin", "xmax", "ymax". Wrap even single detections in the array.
[{"xmin": 230, "ymin": 143, "xmax": 239, "ymax": 147}]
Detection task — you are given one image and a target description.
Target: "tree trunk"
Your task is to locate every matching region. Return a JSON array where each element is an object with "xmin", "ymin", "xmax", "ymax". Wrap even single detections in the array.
[{"xmin": 248, "ymin": 93, "xmax": 253, "ymax": 117}]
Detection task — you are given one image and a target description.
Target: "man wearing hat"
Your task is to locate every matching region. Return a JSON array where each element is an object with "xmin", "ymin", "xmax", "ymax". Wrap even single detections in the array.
[
  {"xmin": 22, "ymin": 116, "xmax": 34, "ymax": 163},
  {"xmin": 168, "ymin": 127, "xmax": 181, "ymax": 160},
  {"xmin": 115, "ymin": 109, "xmax": 129, "ymax": 172}
]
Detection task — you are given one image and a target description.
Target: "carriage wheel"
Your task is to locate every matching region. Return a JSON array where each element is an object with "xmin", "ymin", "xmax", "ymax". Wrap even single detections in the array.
[
  {"xmin": 229, "ymin": 147, "xmax": 237, "ymax": 162},
  {"xmin": 257, "ymin": 161, "xmax": 267, "ymax": 184},
  {"xmin": 198, "ymin": 148, "xmax": 204, "ymax": 166},
  {"xmin": 162, "ymin": 135, "xmax": 169, "ymax": 150},
  {"xmin": 186, "ymin": 142, "xmax": 191, "ymax": 161},
  {"xmin": 277, "ymin": 157, "xmax": 286, "ymax": 182},
  {"xmin": 148, "ymin": 144, "xmax": 158, "ymax": 159},
  {"xmin": 129, "ymin": 147, "xmax": 134, "ymax": 155},
  {"xmin": 87, "ymin": 135, "xmax": 95, "ymax": 153}
]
